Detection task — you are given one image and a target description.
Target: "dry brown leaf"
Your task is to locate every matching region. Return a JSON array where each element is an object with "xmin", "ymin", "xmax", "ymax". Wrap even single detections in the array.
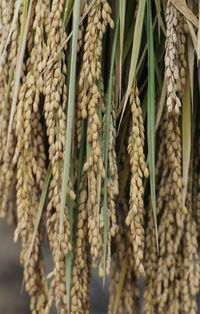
[
  {"xmin": 188, "ymin": 37, "xmax": 194, "ymax": 108},
  {"xmin": 6, "ymin": 0, "xmax": 34, "ymax": 149},
  {"xmin": 187, "ymin": 20, "xmax": 198, "ymax": 55},
  {"xmin": 170, "ymin": 0, "xmax": 198, "ymax": 28}
]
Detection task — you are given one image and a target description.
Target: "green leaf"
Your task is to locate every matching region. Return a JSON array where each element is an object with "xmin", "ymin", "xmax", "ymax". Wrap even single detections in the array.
[
  {"xmin": 66, "ymin": 162, "xmax": 74, "ymax": 313},
  {"xmin": 118, "ymin": 0, "xmax": 146, "ymax": 131},
  {"xmin": 155, "ymin": 0, "xmax": 161, "ymax": 37},
  {"xmin": 155, "ymin": 78, "xmax": 167, "ymax": 131},
  {"xmin": 188, "ymin": 34, "xmax": 195, "ymax": 108},
  {"xmin": 182, "ymin": 69, "xmax": 191, "ymax": 205},
  {"xmin": 25, "ymin": 164, "xmax": 52, "ymax": 265},
  {"xmin": 62, "ymin": 0, "xmax": 75, "ymax": 31},
  {"xmin": 59, "ymin": 0, "xmax": 80, "ymax": 241},
  {"xmin": 147, "ymin": 0, "xmax": 158, "ymax": 251},
  {"xmin": 117, "ymin": 0, "xmax": 126, "ymax": 103},
  {"xmin": 59, "ymin": 0, "xmax": 81, "ymax": 310}
]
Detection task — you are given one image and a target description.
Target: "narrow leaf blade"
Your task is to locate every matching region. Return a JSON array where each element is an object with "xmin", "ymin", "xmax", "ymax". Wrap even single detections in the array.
[
  {"xmin": 182, "ymin": 70, "xmax": 191, "ymax": 205},
  {"xmin": 147, "ymin": 0, "xmax": 158, "ymax": 251}
]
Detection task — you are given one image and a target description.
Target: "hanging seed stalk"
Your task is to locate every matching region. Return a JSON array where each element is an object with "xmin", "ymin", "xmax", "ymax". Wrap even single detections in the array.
[{"xmin": 0, "ymin": 1, "xmax": 200, "ymax": 313}]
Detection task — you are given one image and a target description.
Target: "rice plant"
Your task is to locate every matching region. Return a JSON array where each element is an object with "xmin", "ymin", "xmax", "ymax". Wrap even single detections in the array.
[{"xmin": 0, "ymin": 0, "xmax": 200, "ymax": 313}]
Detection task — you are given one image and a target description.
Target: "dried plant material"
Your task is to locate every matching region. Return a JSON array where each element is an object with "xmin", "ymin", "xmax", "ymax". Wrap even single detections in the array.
[
  {"xmin": 79, "ymin": 0, "xmax": 114, "ymax": 271},
  {"xmin": 42, "ymin": 1, "xmax": 73, "ymax": 311},
  {"xmin": 179, "ymin": 215, "xmax": 200, "ymax": 314},
  {"xmin": 108, "ymin": 139, "xmax": 140, "ymax": 314},
  {"xmin": 104, "ymin": 96, "xmax": 119, "ymax": 275},
  {"xmin": 126, "ymin": 85, "xmax": 148, "ymax": 275},
  {"xmin": 0, "ymin": 1, "xmax": 200, "ymax": 313},
  {"xmin": 7, "ymin": 0, "xmax": 34, "ymax": 148},
  {"xmin": 14, "ymin": 71, "xmax": 48, "ymax": 312},
  {"xmin": 0, "ymin": 0, "xmax": 21, "ymax": 63},
  {"xmin": 70, "ymin": 177, "xmax": 90, "ymax": 314},
  {"xmin": 144, "ymin": 109, "xmax": 199, "ymax": 313},
  {"xmin": 165, "ymin": 1, "xmax": 187, "ymax": 113},
  {"xmin": 170, "ymin": 0, "xmax": 198, "ymax": 28},
  {"xmin": 192, "ymin": 111, "xmax": 200, "ymax": 243}
]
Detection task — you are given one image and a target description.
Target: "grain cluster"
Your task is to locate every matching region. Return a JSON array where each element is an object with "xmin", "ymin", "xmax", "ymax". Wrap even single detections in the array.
[{"xmin": 0, "ymin": 1, "xmax": 200, "ymax": 313}]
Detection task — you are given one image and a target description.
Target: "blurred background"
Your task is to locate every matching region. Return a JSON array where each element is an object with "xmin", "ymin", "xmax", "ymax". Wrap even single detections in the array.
[
  {"xmin": 1, "ymin": 218, "xmax": 200, "ymax": 313},
  {"xmin": 0, "ymin": 219, "xmax": 109, "ymax": 314}
]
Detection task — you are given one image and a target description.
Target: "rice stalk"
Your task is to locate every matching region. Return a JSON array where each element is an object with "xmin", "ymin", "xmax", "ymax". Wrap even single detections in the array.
[{"xmin": 0, "ymin": 1, "xmax": 200, "ymax": 313}]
